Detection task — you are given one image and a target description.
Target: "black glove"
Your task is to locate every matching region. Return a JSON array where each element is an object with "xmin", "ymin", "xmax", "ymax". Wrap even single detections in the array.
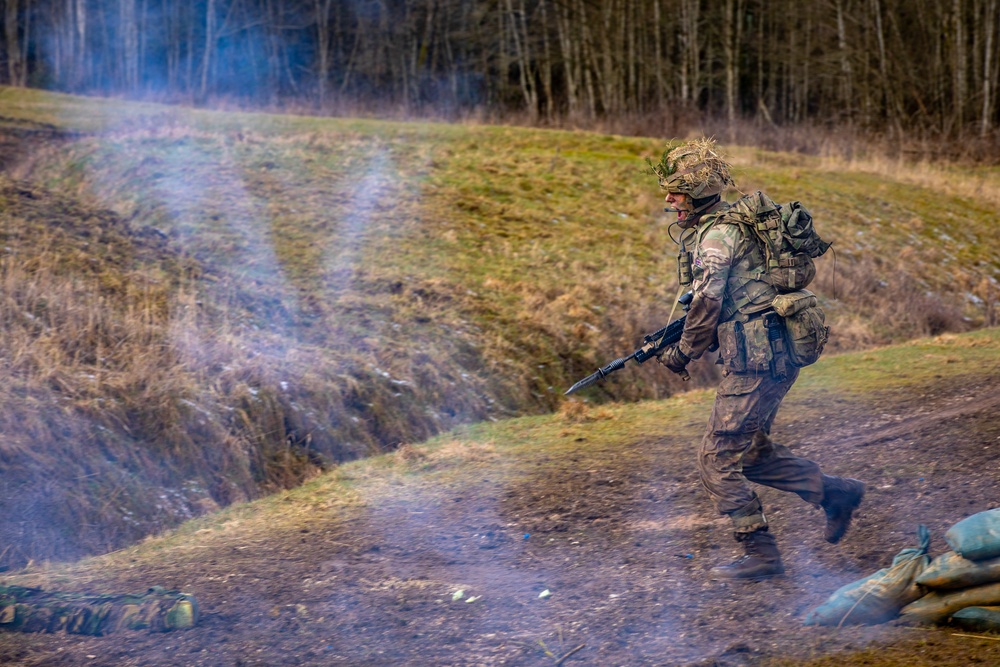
[{"xmin": 659, "ymin": 346, "xmax": 691, "ymax": 376}]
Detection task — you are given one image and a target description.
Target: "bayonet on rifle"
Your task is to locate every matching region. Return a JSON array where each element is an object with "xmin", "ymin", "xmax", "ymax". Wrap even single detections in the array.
[{"xmin": 564, "ymin": 291, "xmax": 693, "ymax": 396}]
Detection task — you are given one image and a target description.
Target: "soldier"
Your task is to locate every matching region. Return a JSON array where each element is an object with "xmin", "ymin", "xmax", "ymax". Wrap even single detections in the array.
[{"xmin": 649, "ymin": 139, "xmax": 865, "ymax": 580}]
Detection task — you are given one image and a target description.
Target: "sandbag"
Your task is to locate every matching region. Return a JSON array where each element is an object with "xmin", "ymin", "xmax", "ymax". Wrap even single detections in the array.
[
  {"xmin": 0, "ymin": 585, "xmax": 198, "ymax": 635},
  {"xmin": 804, "ymin": 525, "xmax": 931, "ymax": 627},
  {"xmin": 916, "ymin": 551, "xmax": 1000, "ymax": 590},
  {"xmin": 945, "ymin": 508, "xmax": 1000, "ymax": 561},
  {"xmin": 950, "ymin": 606, "xmax": 1000, "ymax": 633},
  {"xmin": 898, "ymin": 581, "xmax": 1000, "ymax": 625}
]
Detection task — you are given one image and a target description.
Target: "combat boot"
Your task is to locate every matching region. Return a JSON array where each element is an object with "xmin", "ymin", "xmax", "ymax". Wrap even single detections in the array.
[
  {"xmin": 710, "ymin": 528, "xmax": 784, "ymax": 580},
  {"xmin": 821, "ymin": 475, "xmax": 865, "ymax": 544}
]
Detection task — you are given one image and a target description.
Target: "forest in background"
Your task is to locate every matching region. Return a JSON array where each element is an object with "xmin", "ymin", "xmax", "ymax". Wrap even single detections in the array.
[{"xmin": 2, "ymin": 0, "xmax": 999, "ymax": 155}]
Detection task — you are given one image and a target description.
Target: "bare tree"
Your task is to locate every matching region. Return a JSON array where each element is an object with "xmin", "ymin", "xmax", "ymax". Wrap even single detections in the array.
[
  {"xmin": 723, "ymin": 0, "xmax": 746, "ymax": 135},
  {"xmin": 198, "ymin": 0, "xmax": 216, "ymax": 100},
  {"xmin": 981, "ymin": 0, "xmax": 998, "ymax": 135},
  {"xmin": 835, "ymin": 0, "xmax": 854, "ymax": 118},
  {"xmin": 312, "ymin": 0, "xmax": 333, "ymax": 107},
  {"xmin": 679, "ymin": 0, "xmax": 700, "ymax": 106},
  {"xmin": 120, "ymin": 0, "xmax": 139, "ymax": 91},
  {"xmin": 4, "ymin": 0, "xmax": 27, "ymax": 86}
]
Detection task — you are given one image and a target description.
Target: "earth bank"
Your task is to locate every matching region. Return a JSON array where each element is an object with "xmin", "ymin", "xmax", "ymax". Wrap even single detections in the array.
[{"xmin": 0, "ymin": 352, "xmax": 999, "ymax": 666}]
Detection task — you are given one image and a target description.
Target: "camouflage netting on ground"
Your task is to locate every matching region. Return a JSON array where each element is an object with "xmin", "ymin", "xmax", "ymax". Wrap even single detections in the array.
[{"xmin": 0, "ymin": 585, "xmax": 198, "ymax": 635}]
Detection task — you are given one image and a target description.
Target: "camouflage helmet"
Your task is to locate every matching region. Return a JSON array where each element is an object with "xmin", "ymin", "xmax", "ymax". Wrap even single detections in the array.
[{"xmin": 647, "ymin": 138, "xmax": 734, "ymax": 198}]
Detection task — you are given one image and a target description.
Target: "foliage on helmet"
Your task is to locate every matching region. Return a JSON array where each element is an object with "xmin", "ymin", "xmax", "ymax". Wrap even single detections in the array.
[{"xmin": 646, "ymin": 138, "xmax": 734, "ymax": 198}]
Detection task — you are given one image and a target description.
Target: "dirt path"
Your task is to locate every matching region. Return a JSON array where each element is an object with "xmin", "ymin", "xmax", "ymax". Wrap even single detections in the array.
[{"xmin": 2, "ymin": 373, "xmax": 1000, "ymax": 666}]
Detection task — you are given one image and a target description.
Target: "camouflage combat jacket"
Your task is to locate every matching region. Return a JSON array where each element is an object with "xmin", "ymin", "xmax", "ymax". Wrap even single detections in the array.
[{"xmin": 677, "ymin": 201, "xmax": 778, "ymax": 360}]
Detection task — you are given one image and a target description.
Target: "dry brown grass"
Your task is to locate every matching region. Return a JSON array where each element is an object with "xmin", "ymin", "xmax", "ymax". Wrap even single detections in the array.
[
  {"xmin": 816, "ymin": 153, "xmax": 1000, "ymax": 210},
  {"xmin": 557, "ymin": 399, "xmax": 618, "ymax": 424},
  {"xmin": 0, "ymin": 179, "xmax": 268, "ymax": 561},
  {"xmin": 0, "ymin": 176, "xmax": 381, "ymax": 565},
  {"xmin": 812, "ymin": 255, "xmax": 969, "ymax": 352}
]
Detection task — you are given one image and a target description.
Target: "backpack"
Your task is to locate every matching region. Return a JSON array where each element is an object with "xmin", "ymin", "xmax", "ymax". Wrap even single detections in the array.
[{"xmin": 728, "ymin": 191, "xmax": 832, "ymax": 292}]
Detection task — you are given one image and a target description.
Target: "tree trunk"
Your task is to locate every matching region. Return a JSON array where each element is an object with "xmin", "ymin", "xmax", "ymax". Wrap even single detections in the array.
[
  {"xmin": 871, "ymin": 0, "xmax": 901, "ymax": 137},
  {"xmin": 577, "ymin": 0, "xmax": 597, "ymax": 116},
  {"xmin": 801, "ymin": 8, "xmax": 810, "ymax": 123},
  {"xmin": 339, "ymin": 5, "xmax": 361, "ymax": 96},
  {"xmin": 597, "ymin": 0, "xmax": 615, "ymax": 114},
  {"xmin": 313, "ymin": 0, "xmax": 332, "ymax": 108},
  {"xmin": 4, "ymin": 0, "xmax": 25, "ymax": 86},
  {"xmin": 504, "ymin": 0, "xmax": 536, "ymax": 117},
  {"xmin": 424, "ymin": 0, "xmax": 438, "ymax": 108},
  {"xmin": 517, "ymin": 0, "xmax": 537, "ymax": 117},
  {"xmin": 120, "ymin": 0, "xmax": 139, "ymax": 92},
  {"xmin": 75, "ymin": 0, "xmax": 86, "ymax": 88},
  {"xmin": 723, "ymin": 0, "xmax": 745, "ymax": 135},
  {"xmin": 835, "ymin": 0, "xmax": 853, "ymax": 118},
  {"xmin": 539, "ymin": 0, "xmax": 554, "ymax": 120},
  {"xmin": 554, "ymin": 0, "xmax": 578, "ymax": 117},
  {"xmin": 49, "ymin": 0, "xmax": 63, "ymax": 85},
  {"xmin": 198, "ymin": 0, "xmax": 216, "ymax": 101},
  {"xmin": 952, "ymin": 0, "xmax": 967, "ymax": 130},
  {"xmin": 21, "ymin": 0, "xmax": 30, "ymax": 87},
  {"xmin": 981, "ymin": 0, "xmax": 998, "ymax": 135},
  {"xmin": 679, "ymin": 0, "xmax": 699, "ymax": 105},
  {"xmin": 272, "ymin": 0, "xmax": 300, "ymax": 99},
  {"xmin": 653, "ymin": 0, "xmax": 664, "ymax": 106},
  {"xmin": 445, "ymin": 1, "xmax": 459, "ymax": 110}
]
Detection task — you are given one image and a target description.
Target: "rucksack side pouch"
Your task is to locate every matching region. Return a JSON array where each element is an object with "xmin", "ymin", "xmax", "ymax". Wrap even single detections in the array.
[
  {"xmin": 770, "ymin": 252, "xmax": 817, "ymax": 292},
  {"xmin": 783, "ymin": 305, "xmax": 829, "ymax": 367}
]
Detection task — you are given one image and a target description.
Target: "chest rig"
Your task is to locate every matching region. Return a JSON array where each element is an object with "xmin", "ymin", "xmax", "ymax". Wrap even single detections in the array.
[{"xmin": 677, "ymin": 207, "xmax": 778, "ymax": 323}]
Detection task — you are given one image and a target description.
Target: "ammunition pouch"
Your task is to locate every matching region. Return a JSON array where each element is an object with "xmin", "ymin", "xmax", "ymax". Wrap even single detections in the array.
[{"xmin": 717, "ymin": 316, "xmax": 773, "ymax": 374}]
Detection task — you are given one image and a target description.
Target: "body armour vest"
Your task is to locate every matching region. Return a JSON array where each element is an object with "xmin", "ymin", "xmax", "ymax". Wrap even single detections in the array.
[{"xmin": 688, "ymin": 203, "xmax": 778, "ymax": 323}]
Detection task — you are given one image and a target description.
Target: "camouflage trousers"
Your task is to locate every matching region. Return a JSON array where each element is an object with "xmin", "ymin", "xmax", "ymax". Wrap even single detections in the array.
[{"xmin": 698, "ymin": 366, "xmax": 824, "ymax": 532}]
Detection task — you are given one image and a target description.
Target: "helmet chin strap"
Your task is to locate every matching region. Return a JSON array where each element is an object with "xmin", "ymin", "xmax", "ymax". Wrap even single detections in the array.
[
  {"xmin": 690, "ymin": 194, "xmax": 721, "ymax": 216},
  {"xmin": 665, "ymin": 194, "xmax": 720, "ymax": 228}
]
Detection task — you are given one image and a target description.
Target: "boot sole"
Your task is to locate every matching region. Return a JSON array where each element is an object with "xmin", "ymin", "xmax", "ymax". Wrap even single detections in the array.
[
  {"xmin": 709, "ymin": 567, "xmax": 786, "ymax": 581},
  {"xmin": 710, "ymin": 572, "xmax": 785, "ymax": 581}
]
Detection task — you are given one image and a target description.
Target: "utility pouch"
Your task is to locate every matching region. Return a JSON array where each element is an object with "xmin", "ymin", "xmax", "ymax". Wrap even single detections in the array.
[
  {"xmin": 717, "ymin": 320, "xmax": 747, "ymax": 373},
  {"xmin": 772, "ymin": 289, "xmax": 818, "ymax": 318},
  {"xmin": 783, "ymin": 304, "xmax": 829, "ymax": 367}
]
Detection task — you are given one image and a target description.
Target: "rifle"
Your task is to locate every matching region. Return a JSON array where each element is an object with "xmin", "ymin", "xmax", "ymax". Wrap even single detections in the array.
[{"xmin": 564, "ymin": 291, "xmax": 694, "ymax": 396}]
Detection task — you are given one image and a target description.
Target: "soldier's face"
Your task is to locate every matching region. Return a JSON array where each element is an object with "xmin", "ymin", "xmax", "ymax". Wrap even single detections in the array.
[{"xmin": 664, "ymin": 191, "xmax": 692, "ymax": 222}]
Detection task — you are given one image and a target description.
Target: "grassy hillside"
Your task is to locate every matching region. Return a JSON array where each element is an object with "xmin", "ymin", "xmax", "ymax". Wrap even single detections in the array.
[{"xmin": 0, "ymin": 87, "xmax": 998, "ymax": 566}]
